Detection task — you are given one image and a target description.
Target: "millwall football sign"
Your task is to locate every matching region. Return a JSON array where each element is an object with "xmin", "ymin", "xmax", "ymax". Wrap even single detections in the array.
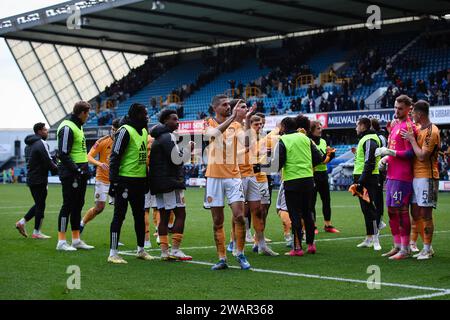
[
  {"xmin": 263, "ymin": 105, "xmax": 450, "ymax": 130},
  {"xmin": 326, "ymin": 110, "xmax": 394, "ymax": 128}
]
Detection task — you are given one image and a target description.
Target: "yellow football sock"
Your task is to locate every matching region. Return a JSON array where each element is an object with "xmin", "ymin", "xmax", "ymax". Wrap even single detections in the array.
[
  {"xmin": 172, "ymin": 233, "xmax": 183, "ymax": 250},
  {"xmin": 234, "ymin": 218, "xmax": 246, "ymax": 252},
  {"xmin": 251, "ymin": 210, "xmax": 265, "ymax": 243},
  {"xmin": 160, "ymin": 235, "xmax": 169, "ymax": 252},
  {"xmin": 251, "ymin": 210, "xmax": 264, "ymax": 233},
  {"xmin": 144, "ymin": 211, "xmax": 150, "ymax": 240},
  {"xmin": 412, "ymin": 218, "xmax": 425, "ymax": 243},
  {"xmin": 213, "ymin": 224, "xmax": 226, "ymax": 259},
  {"xmin": 423, "ymin": 218, "xmax": 434, "ymax": 245}
]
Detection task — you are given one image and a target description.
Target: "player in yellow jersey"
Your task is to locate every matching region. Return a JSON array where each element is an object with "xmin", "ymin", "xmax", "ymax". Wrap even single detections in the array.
[
  {"xmin": 401, "ymin": 100, "xmax": 440, "ymax": 260},
  {"xmin": 250, "ymin": 112, "xmax": 273, "ymax": 244},
  {"xmin": 227, "ymin": 99, "xmax": 257, "ymax": 253},
  {"xmin": 80, "ymin": 119, "xmax": 120, "ymax": 235},
  {"xmin": 228, "ymin": 101, "xmax": 279, "ymax": 257},
  {"xmin": 204, "ymin": 94, "xmax": 250, "ymax": 270},
  {"xmin": 248, "ymin": 114, "xmax": 278, "ymax": 255}
]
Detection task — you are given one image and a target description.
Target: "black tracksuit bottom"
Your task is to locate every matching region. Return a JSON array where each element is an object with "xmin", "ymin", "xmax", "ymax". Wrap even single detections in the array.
[
  {"xmin": 354, "ymin": 175, "xmax": 381, "ymax": 236},
  {"xmin": 284, "ymin": 177, "xmax": 315, "ymax": 247},
  {"xmin": 110, "ymin": 182, "xmax": 146, "ymax": 250},
  {"xmin": 267, "ymin": 174, "xmax": 273, "ymax": 206},
  {"xmin": 312, "ymin": 171, "xmax": 331, "ymax": 222},
  {"xmin": 58, "ymin": 177, "xmax": 87, "ymax": 233},
  {"xmin": 375, "ymin": 173, "xmax": 385, "ymax": 219},
  {"xmin": 24, "ymin": 183, "xmax": 48, "ymax": 231}
]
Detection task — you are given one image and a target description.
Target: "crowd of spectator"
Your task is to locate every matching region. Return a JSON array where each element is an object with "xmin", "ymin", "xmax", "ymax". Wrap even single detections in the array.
[
  {"xmin": 380, "ymin": 69, "xmax": 450, "ymax": 108},
  {"xmin": 90, "ymin": 56, "xmax": 178, "ymax": 125},
  {"xmin": 104, "ymin": 56, "xmax": 176, "ymax": 104},
  {"xmin": 87, "ymin": 25, "xmax": 450, "ymax": 125},
  {"xmin": 224, "ymin": 35, "xmax": 329, "ymax": 102},
  {"xmin": 377, "ymin": 31, "xmax": 450, "ymax": 108},
  {"xmin": 130, "ymin": 46, "xmax": 253, "ymax": 121},
  {"xmin": 439, "ymin": 129, "xmax": 450, "ymax": 180},
  {"xmin": 183, "ymin": 163, "xmax": 205, "ymax": 181},
  {"xmin": 222, "ymin": 31, "xmax": 380, "ymax": 115}
]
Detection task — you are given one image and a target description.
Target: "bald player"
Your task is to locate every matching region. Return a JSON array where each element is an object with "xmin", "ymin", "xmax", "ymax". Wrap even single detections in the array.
[{"xmin": 204, "ymin": 94, "xmax": 250, "ymax": 270}]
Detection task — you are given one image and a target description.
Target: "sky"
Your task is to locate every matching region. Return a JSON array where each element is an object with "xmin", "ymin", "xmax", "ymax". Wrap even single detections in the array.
[{"xmin": 0, "ymin": 0, "xmax": 63, "ymax": 129}]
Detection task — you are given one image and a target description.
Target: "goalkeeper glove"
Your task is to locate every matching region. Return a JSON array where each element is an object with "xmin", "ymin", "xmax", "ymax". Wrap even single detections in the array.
[
  {"xmin": 375, "ymin": 147, "xmax": 396, "ymax": 157},
  {"xmin": 379, "ymin": 156, "xmax": 388, "ymax": 171},
  {"xmin": 348, "ymin": 184, "xmax": 370, "ymax": 203}
]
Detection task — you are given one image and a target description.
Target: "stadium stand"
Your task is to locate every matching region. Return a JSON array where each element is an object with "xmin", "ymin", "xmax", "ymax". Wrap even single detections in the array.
[
  {"xmin": 378, "ymin": 31, "xmax": 450, "ymax": 108},
  {"xmin": 182, "ymin": 59, "xmax": 270, "ymax": 120},
  {"xmin": 115, "ymin": 59, "xmax": 207, "ymax": 121},
  {"xmin": 79, "ymin": 27, "xmax": 450, "ymax": 126}
]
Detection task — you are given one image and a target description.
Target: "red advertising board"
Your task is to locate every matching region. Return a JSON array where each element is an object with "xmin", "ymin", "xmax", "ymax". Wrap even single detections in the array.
[
  {"xmin": 177, "ymin": 120, "xmax": 205, "ymax": 134},
  {"xmin": 315, "ymin": 113, "xmax": 328, "ymax": 128}
]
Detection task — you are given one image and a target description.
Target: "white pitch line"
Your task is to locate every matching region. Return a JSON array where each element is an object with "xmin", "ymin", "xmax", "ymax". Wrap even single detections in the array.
[
  {"xmin": 114, "ymin": 232, "xmax": 450, "ymax": 299},
  {"xmin": 118, "ymin": 230, "xmax": 450, "ymax": 254},
  {"xmin": 147, "ymin": 259, "xmax": 450, "ymax": 295},
  {"xmin": 185, "ymin": 261, "xmax": 449, "ymax": 292},
  {"xmin": 112, "ymin": 254, "xmax": 450, "ymax": 294},
  {"xmin": 393, "ymin": 290, "xmax": 450, "ymax": 300}
]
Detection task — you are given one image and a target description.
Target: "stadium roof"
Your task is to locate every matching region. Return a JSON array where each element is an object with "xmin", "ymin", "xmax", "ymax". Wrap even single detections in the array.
[
  {"xmin": 1, "ymin": 0, "xmax": 450, "ymax": 126},
  {"xmin": 2, "ymin": 0, "xmax": 450, "ymax": 55}
]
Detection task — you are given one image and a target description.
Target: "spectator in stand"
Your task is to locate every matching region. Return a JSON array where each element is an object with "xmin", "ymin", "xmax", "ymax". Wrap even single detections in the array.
[
  {"xmin": 343, "ymin": 80, "xmax": 349, "ymax": 99},
  {"xmin": 336, "ymin": 97, "xmax": 343, "ymax": 111},
  {"xmin": 302, "ymin": 97, "xmax": 310, "ymax": 114},
  {"xmin": 380, "ymin": 94, "xmax": 388, "ymax": 109},
  {"xmin": 359, "ymin": 98, "xmax": 366, "ymax": 110},
  {"xmin": 198, "ymin": 111, "xmax": 207, "ymax": 120},
  {"xmin": 309, "ymin": 98, "xmax": 316, "ymax": 113},
  {"xmin": 319, "ymin": 98, "xmax": 327, "ymax": 112},
  {"xmin": 228, "ymin": 79, "xmax": 236, "ymax": 90},
  {"xmin": 329, "ymin": 68, "xmax": 336, "ymax": 82},
  {"xmin": 237, "ymin": 81, "xmax": 244, "ymax": 97},
  {"xmin": 270, "ymin": 106, "xmax": 278, "ymax": 115},
  {"xmin": 277, "ymin": 99, "xmax": 284, "ymax": 112},
  {"xmin": 439, "ymin": 154, "xmax": 449, "ymax": 180},
  {"xmin": 96, "ymin": 96, "xmax": 102, "ymax": 114},
  {"xmin": 208, "ymin": 105, "xmax": 214, "ymax": 117},
  {"xmin": 150, "ymin": 97, "xmax": 158, "ymax": 115},
  {"xmin": 290, "ymin": 98, "xmax": 298, "ymax": 112},
  {"xmin": 177, "ymin": 105, "xmax": 184, "ymax": 119},
  {"xmin": 256, "ymin": 100, "xmax": 265, "ymax": 113}
]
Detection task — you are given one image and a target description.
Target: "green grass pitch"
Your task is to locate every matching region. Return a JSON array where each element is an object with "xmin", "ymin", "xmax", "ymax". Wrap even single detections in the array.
[{"xmin": 0, "ymin": 184, "xmax": 449, "ymax": 300}]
